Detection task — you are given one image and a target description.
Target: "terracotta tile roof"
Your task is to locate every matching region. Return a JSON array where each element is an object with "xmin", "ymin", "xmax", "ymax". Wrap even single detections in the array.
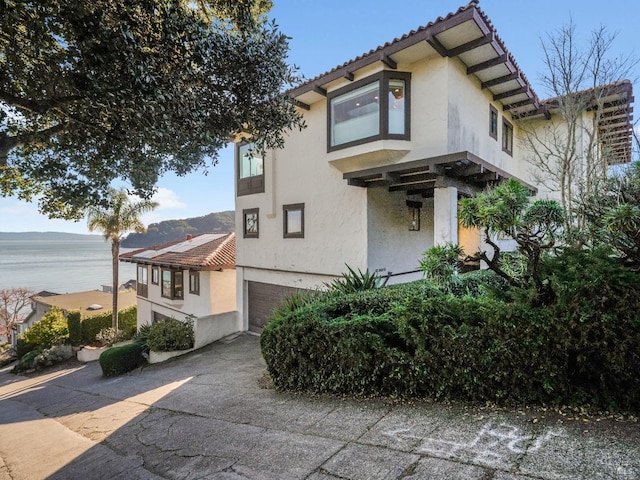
[
  {"xmin": 119, "ymin": 232, "xmax": 236, "ymax": 270},
  {"xmin": 290, "ymin": 1, "xmax": 539, "ymax": 106}
]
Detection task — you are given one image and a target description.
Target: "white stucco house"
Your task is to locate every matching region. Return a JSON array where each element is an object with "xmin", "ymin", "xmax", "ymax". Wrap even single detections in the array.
[
  {"xmin": 233, "ymin": 2, "xmax": 634, "ymax": 332},
  {"xmin": 119, "ymin": 232, "xmax": 237, "ymax": 331}
]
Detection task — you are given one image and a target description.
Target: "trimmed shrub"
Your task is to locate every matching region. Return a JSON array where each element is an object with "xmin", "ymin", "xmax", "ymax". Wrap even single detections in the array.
[
  {"xmin": 16, "ymin": 337, "xmax": 39, "ymax": 358},
  {"xmin": 262, "ymin": 261, "xmax": 640, "ymax": 411},
  {"xmin": 67, "ymin": 310, "xmax": 82, "ymax": 346},
  {"xmin": 99, "ymin": 342, "xmax": 146, "ymax": 377},
  {"xmin": 14, "ymin": 344, "xmax": 73, "ymax": 372},
  {"xmin": 80, "ymin": 306, "xmax": 137, "ymax": 345},
  {"xmin": 146, "ymin": 317, "xmax": 194, "ymax": 352},
  {"xmin": 18, "ymin": 307, "xmax": 68, "ymax": 351}
]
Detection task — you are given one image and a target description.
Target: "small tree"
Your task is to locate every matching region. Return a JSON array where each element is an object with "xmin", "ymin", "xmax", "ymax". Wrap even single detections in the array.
[
  {"xmin": 419, "ymin": 243, "xmax": 464, "ymax": 289},
  {"xmin": 87, "ymin": 188, "xmax": 157, "ymax": 331},
  {"xmin": 459, "ymin": 179, "xmax": 564, "ymax": 304},
  {"xmin": 579, "ymin": 161, "xmax": 640, "ymax": 270},
  {"xmin": 0, "ymin": 287, "xmax": 34, "ymax": 341},
  {"xmin": 19, "ymin": 307, "xmax": 69, "ymax": 349}
]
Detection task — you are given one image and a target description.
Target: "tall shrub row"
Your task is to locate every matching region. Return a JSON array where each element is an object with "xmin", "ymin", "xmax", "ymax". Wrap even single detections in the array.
[
  {"xmin": 261, "ymin": 253, "xmax": 640, "ymax": 411},
  {"xmin": 78, "ymin": 306, "xmax": 137, "ymax": 345}
]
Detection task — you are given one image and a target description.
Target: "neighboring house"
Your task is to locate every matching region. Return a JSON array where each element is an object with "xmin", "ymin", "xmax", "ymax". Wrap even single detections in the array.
[
  {"xmin": 100, "ymin": 280, "xmax": 137, "ymax": 294},
  {"xmin": 233, "ymin": 2, "xmax": 633, "ymax": 331},
  {"xmin": 24, "ymin": 290, "xmax": 137, "ymax": 332},
  {"xmin": 119, "ymin": 232, "xmax": 236, "ymax": 328}
]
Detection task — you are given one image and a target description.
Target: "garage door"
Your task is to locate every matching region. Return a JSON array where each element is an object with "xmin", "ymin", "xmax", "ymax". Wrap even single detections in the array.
[{"xmin": 248, "ymin": 281, "xmax": 302, "ymax": 333}]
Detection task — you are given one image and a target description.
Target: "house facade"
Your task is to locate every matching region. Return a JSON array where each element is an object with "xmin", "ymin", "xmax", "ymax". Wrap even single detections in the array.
[
  {"xmin": 119, "ymin": 232, "xmax": 236, "ymax": 328},
  {"xmin": 234, "ymin": 3, "xmax": 634, "ymax": 332}
]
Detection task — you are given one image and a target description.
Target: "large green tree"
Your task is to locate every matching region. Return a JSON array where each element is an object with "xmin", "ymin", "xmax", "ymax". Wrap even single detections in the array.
[
  {"xmin": 87, "ymin": 187, "xmax": 157, "ymax": 331},
  {"xmin": 0, "ymin": 0, "xmax": 302, "ymax": 218}
]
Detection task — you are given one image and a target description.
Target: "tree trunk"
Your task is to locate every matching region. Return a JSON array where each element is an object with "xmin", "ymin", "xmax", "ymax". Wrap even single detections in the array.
[{"xmin": 112, "ymin": 239, "xmax": 119, "ymax": 331}]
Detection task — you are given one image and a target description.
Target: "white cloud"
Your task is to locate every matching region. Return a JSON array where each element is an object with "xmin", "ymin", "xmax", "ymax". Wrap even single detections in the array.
[
  {"xmin": 151, "ymin": 188, "xmax": 187, "ymax": 210},
  {"xmin": 128, "ymin": 187, "xmax": 187, "ymax": 211}
]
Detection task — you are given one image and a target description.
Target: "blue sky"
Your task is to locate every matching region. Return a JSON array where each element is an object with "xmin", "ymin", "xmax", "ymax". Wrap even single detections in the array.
[{"xmin": 0, "ymin": 0, "xmax": 637, "ymax": 233}]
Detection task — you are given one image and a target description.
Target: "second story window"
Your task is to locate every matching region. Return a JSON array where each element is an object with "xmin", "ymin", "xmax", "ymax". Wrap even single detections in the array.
[
  {"xmin": 502, "ymin": 118, "xmax": 513, "ymax": 156},
  {"xmin": 162, "ymin": 268, "xmax": 183, "ymax": 300},
  {"xmin": 237, "ymin": 142, "xmax": 265, "ymax": 196},
  {"xmin": 328, "ymin": 71, "xmax": 411, "ymax": 151},
  {"xmin": 489, "ymin": 105, "xmax": 498, "ymax": 140},
  {"xmin": 137, "ymin": 265, "xmax": 148, "ymax": 298}
]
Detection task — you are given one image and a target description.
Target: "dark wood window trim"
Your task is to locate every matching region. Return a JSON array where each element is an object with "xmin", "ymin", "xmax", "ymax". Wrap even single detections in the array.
[
  {"xmin": 502, "ymin": 117, "xmax": 513, "ymax": 156},
  {"xmin": 243, "ymin": 208, "xmax": 259, "ymax": 238},
  {"xmin": 151, "ymin": 266, "xmax": 159, "ymax": 285},
  {"xmin": 327, "ymin": 70, "xmax": 411, "ymax": 152},
  {"xmin": 161, "ymin": 268, "xmax": 184, "ymax": 300},
  {"xmin": 489, "ymin": 105, "xmax": 498, "ymax": 140},
  {"xmin": 236, "ymin": 142, "xmax": 265, "ymax": 197},
  {"xmin": 283, "ymin": 203, "xmax": 305, "ymax": 238},
  {"xmin": 189, "ymin": 270, "xmax": 200, "ymax": 296},
  {"xmin": 137, "ymin": 265, "xmax": 148, "ymax": 298}
]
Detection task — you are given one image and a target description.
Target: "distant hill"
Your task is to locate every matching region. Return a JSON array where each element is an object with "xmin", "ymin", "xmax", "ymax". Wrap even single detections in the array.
[
  {"xmin": 0, "ymin": 232, "xmax": 100, "ymax": 240},
  {"xmin": 122, "ymin": 210, "xmax": 235, "ymax": 248}
]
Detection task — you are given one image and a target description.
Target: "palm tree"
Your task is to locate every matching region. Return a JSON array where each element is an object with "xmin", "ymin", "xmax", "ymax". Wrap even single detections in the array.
[{"xmin": 87, "ymin": 188, "xmax": 158, "ymax": 331}]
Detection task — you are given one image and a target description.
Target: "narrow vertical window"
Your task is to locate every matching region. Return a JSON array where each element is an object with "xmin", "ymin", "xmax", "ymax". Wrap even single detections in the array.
[
  {"xmin": 137, "ymin": 265, "xmax": 148, "ymax": 297},
  {"xmin": 388, "ymin": 79, "xmax": 406, "ymax": 135},
  {"xmin": 189, "ymin": 271, "xmax": 200, "ymax": 295},
  {"xmin": 489, "ymin": 105, "xmax": 498, "ymax": 140},
  {"xmin": 151, "ymin": 266, "xmax": 159, "ymax": 285},
  {"xmin": 502, "ymin": 118, "xmax": 513, "ymax": 156}
]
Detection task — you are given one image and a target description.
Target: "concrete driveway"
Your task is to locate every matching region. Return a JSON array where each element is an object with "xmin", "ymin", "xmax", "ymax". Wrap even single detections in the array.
[{"xmin": 0, "ymin": 333, "xmax": 638, "ymax": 480}]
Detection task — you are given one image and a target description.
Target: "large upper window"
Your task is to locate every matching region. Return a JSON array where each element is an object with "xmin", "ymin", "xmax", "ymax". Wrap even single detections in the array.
[
  {"xmin": 328, "ymin": 71, "xmax": 411, "ymax": 151},
  {"xmin": 162, "ymin": 268, "xmax": 184, "ymax": 300},
  {"xmin": 237, "ymin": 142, "xmax": 265, "ymax": 196}
]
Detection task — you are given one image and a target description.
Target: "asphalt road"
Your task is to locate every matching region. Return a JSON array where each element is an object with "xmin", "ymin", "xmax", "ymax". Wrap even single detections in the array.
[{"xmin": 0, "ymin": 333, "xmax": 638, "ymax": 479}]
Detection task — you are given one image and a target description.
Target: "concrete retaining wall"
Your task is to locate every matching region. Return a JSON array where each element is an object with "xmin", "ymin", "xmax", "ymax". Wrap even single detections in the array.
[{"xmin": 194, "ymin": 310, "xmax": 241, "ymax": 349}]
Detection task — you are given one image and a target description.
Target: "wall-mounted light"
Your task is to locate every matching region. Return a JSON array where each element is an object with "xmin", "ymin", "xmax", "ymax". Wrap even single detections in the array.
[{"xmin": 407, "ymin": 200, "xmax": 422, "ymax": 231}]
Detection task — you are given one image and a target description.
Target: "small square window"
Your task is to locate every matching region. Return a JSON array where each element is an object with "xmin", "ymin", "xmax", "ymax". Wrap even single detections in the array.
[
  {"xmin": 502, "ymin": 118, "xmax": 513, "ymax": 156},
  {"xmin": 243, "ymin": 208, "xmax": 259, "ymax": 238},
  {"xmin": 189, "ymin": 271, "xmax": 200, "ymax": 296},
  {"xmin": 151, "ymin": 267, "xmax": 159, "ymax": 285},
  {"xmin": 489, "ymin": 105, "xmax": 498, "ymax": 140},
  {"xmin": 283, "ymin": 203, "xmax": 304, "ymax": 238}
]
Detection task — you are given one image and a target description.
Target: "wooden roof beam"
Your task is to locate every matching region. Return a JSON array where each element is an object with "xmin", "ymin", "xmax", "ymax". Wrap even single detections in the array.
[{"xmin": 467, "ymin": 54, "xmax": 509, "ymax": 75}]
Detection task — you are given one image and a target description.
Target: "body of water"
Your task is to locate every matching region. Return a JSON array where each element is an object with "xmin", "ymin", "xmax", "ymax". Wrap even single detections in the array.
[{"xmin": 0, "ymin": 237, "xmax": 137, "ymax": 294}]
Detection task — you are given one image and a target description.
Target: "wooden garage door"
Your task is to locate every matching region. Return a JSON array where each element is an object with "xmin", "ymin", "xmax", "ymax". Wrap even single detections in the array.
[{"xmin": 248, "ymin": 281, "xmax": 302, "ymax": 333}]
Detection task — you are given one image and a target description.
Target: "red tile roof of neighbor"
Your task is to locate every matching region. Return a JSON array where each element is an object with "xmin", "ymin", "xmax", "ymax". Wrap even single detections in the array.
[{"xmin": 119, "ymin": 232, "xmax": 235, "ymax": 270}]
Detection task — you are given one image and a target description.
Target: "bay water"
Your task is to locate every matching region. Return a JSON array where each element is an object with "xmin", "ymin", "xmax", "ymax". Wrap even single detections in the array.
[{"xmin": 0, "ymin": 236, "xmax": 137, "ymax": 294}]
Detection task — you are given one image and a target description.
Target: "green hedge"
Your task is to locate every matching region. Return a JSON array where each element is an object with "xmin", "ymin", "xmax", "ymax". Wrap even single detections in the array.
[
  {"xmin": 146, "ymin": 317, "xmax": 194, "ymax": 352},
  {"xmin": 99, "ymin": 342, "xmax": 146, "ymax": 377},
  {"xmin": 67, "ymin": 311, "xmax": 82, "ymax": 346},
  {"xmin": 261, "ymin": 256, "xmax": 640, "ymax": 411},
  {"xmin": 80, "ymin": 306, "xmax": 137, "ymax": 345}
]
